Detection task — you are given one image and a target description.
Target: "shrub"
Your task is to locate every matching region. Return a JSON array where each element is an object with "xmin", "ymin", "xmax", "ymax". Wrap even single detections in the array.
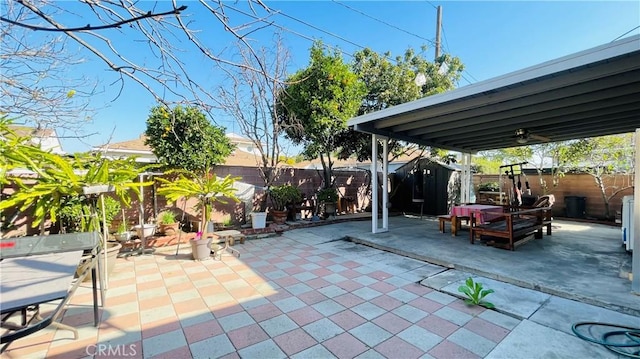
[
  {"xmin": 269, "ymin": 185, "xmax": 303, "ymax": 211},
  {"xmin": 158, "ymin": 210, "xmax": 177, "ymax": 224},
  {"xmin": 58, "ymin": 195, "xmax": 121, "ymax": 233},
  {"xmin": 317, "ymin": 188, "xmax": 338, "ymax": 203},
  {"xmin": 478, "ymin": 182, "xmax": 500, "ymax": 192}
]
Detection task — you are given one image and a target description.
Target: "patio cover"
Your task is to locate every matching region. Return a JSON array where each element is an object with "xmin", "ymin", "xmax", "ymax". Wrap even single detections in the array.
[{"xmin": 347, "ymin": 35, "xmax": 640, "ymax": 292}]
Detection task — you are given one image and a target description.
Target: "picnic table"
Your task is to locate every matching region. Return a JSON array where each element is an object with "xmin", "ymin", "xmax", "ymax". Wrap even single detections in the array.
[{"xmin": 449, "ymin": 204, "xmax": 504, "ymax": 236}]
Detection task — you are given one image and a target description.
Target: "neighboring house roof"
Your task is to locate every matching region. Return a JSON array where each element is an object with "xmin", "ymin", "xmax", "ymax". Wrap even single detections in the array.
[
  {"xmin": 91, "ymin": 133, "xmax": 265, "ymax": 166},
  {"xmin": 227, "ymin": 132, "xmax": 253, "ymax": 145},
  {"xmin": 9, "ymin": 125, "xmax": 55, "ymax": 138},
  {"xmin": 98, "ymin": 135, "xmax": 150, "ymax": 152},
  {"xmin": 91, "ymin": 135, "xmax": 157, "ymax": 163},
  {"xmin": 7, "ymin": 125, "xmax": 65, "ymax": 154}
]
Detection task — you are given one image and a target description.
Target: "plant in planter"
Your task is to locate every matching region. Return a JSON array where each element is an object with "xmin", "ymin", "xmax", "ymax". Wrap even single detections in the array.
[
  {"xmin": 0, "ymin": 148, "xmax": 152, "ymax": 235},
  {"xmin": 156, "ymin": 171, "xmax": 240, "ymax": 234},
  {"xmin": 317, "ymin": 187, "xmax": 339, "ymax": 219},
  {"xmin": 478, "ymin": 182, "xmax": 500, "ymax": 192},
  {"xmin": 157, "ymin": 210, "xmax": 179, "ymax": 235},
  {"xmin": 215, "ymin": 217, "xmax": 235, "ymax": 230},
  {"xmin": 268, "ymin": 185, "xmax": 303, "ymax": 225},
  {"xmin": 59, "ymin": 195, "xmax": 121, "ymax": 234},
  {"xmin": 115, "ymin": 221, "xmax": 131, "ymax": 242},
  {"xmin": 157, "ymin": 171, "xmax": 240, "ymax": 261}
]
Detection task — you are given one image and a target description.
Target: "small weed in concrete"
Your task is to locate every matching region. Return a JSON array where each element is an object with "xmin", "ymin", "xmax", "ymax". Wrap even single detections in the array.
[{"xmin": 458, "ymin": 277, "xmax": 495, "ymax": 309}]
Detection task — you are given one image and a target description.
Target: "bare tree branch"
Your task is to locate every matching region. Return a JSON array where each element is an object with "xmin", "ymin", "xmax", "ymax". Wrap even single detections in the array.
[
  {"xmin": 0, "ymin": 2, "xmax": 96, "ymax": 134},
  {"xmin": 214, "ymin": 34, "xmax": 292, "ymax": 210},
  {"xmin": 3, "ymin": 0, "xmax": 282, "ymax": 118},
  {"xmin": 1, "ymin": 3, "xmax": 187, "ymax": 32}
]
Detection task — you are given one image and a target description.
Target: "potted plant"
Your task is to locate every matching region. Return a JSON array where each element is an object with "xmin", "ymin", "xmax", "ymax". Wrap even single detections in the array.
[
  {"xmin": 250, "ymin": 191, "xmax": 268, "ymax": 229},
  {"xmin": 268, "ymin": 185, "xmax": 302, "ymax": 225},
  {"xmin": 156, "ymin": 170, "xmax": 240, "ymax": 260},
  {"xmin": 317, "ymin": 187, "xmax": 339, "ymax": 219},
  {"xmin": 157, "ymin": 210, "xmax": 179, "ymax": 235},
  {"xmin": 190, "ymin": 231, "xmax": 211, "ymax": 260},
  {"xmin": 59, "ymin": 195, "xmax": 121, "ymax": 234},
  {"xmin": 115, "ymin": 221, "xmax": 131, "ymax": 242}
]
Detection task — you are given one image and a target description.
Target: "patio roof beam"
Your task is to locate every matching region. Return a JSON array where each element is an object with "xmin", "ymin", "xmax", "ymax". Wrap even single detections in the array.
[
  {"xmin": 449, "ymin": 118, "xmax": 640, "ymax": 151},
  {"xmin": 431, "ymin": 111, "xmax": 640, "ymax": 145},
  {"xmin": 353, "ymin": 124, "xmax": 470, "ymax": 153},
  {"xmin": 403, "ymin": 84, "xmax": 640, "ymax": 136},
  {"xmin": 411, "ymin": 97, "xmax": 640, "ymax": 140},
  {"xmin": 365, "ymin": 50, "xmax": 640, "ymax": 130},
  {"xmin": 392, "ymin": 72, "xmax": 640, "ymax": 133}
]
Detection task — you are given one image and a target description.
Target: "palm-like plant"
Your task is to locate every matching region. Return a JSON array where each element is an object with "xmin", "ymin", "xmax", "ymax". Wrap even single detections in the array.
[
  {"xmin": 156, "ymin": 170, "xmax": 240, "ymax": 233},
  {"xmin": 1, "ymin": 118, "xmax": 153, "ymax": 233}
]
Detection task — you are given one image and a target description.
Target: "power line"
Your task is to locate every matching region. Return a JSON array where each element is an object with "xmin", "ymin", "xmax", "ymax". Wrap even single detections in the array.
[
  {"xmin": 611, "ymin": 25, "xmax": 640, "ymax": 42},
  {"xmin": 228, "ymin": 4, "xmax": 408, "ymax": 66},
  {"xmin": 424, "ymin": 1, "xmax": 439, "ymax": 10},
  {"xmin": 275, "ymin": 10, "xmax": 368, "ymax": 52},
  {"xmin": 223, "ymin": 5, "xmax": 357, "ymax": 59},
  {"xmin": 439, "ymin": 11, "xmax": 478, "ymax": 85},
  {"xmin": 227, "ymin": 2, "xmax": 465, "ymax": 84},
  {"xmin": 460, "ymin": 72, "xmax": 475, "ymax": 86},
  {"xmin": 272, "ymin": 5, "xmax": 476, "ymax": 87},
  {"xmin": 462, "ymin": 69, "xmax": 478, "ymax": 84},
  {"xmin": 330, "ymin": 0, "xmax": 435, "ymax": 45},
  {"xmin": 441, "ymin": 24, "xmax": 452, "ymax": 55}
]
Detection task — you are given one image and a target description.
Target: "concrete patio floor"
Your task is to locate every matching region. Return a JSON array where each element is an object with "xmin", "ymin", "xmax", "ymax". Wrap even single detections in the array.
[
  {"xmin": 2, "ymin": 216, "xmax": 638, "ymax": 358},
  {"xmin": 341, "ymin": 215, "xmax": 638, "ymax": 316}
]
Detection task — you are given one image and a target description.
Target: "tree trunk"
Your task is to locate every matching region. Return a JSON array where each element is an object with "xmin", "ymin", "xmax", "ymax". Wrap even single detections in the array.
[
  {"xmin": 319, "ymin": 152, "xmax": 333, "ymax": 188},
  {"xmin": 592, "ymin": 174, "xmax": 610, "ymax": 219}
]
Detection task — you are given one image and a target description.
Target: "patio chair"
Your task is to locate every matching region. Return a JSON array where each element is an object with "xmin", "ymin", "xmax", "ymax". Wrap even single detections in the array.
[{"xmin": 532, "ymin": 194, "xmax": 555, "ymax": 208}]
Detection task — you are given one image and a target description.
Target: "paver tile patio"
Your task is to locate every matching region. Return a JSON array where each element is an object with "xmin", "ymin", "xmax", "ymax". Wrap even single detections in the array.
[{"xmin": 10, "ymin": 222, "xmax": 615, "ymax": 359}]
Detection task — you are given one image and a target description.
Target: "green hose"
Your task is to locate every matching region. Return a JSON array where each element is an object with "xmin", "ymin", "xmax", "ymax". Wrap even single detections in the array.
[{"xmin": 572, "ymin": 322, "xmax": 640, "ymax": 358}]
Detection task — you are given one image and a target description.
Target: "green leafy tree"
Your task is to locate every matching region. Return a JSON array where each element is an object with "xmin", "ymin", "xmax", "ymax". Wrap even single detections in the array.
[
  {"xmin": 277, "ymin": 42, "xmax": 366, "ymax": 189},
  {"xmin": 145, "ymin": 105, "xmax": 234, "ymax": 173},
  {"xmin": 564, "ymin": 134, "xmax": 635, "ymax": 219},
  {"xmin": 471, "ymin": 153, "xmax": 503, "ymax": 174},
  {"xmin": 336, "ymin": 48, "xmax": 464, "ymax": 163},
  {"xmin": 333, "ymin": 48, "xmax": 463, "ymax": 204},
  {"xmin": 500, "ymin": 142, "xmax": 586, "ymax": 195}
]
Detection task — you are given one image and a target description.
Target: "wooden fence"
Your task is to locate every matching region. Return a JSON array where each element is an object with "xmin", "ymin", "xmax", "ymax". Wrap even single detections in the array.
[{"xmin": 474, "ymin": 173, "xmax": 634, "ymax": 220}]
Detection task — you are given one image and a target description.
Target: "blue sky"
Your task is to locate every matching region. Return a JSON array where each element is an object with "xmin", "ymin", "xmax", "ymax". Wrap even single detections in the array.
[{"xmin": 29, "ymin": 1, "xmax": 639, "ymax": 154}]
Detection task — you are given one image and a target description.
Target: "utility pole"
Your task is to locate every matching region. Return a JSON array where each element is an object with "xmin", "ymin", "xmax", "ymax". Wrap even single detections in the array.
[{"xmin": 435, "ymin": 5, "xmax": 442, "ymax": 60}]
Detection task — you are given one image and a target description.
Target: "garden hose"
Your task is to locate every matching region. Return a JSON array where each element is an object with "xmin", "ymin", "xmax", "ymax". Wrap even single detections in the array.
[{"xmin": 572, "ymin": 322, "xmax": 640, "ymax": 358}]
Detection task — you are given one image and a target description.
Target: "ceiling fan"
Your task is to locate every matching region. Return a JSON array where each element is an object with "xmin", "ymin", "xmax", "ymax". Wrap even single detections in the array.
[{"xmin": 514, "ymin": 128, "xmax": 551, "ymax": 144}]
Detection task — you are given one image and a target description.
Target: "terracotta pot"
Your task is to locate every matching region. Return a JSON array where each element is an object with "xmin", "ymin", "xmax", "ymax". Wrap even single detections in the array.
[
  {"xmin": 271, "ymin": 209, "xmax": 288, "ymax": 225},
  {"xmin": 159, "ymin": 222, "xmax": 179, "ymax": 235}
]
